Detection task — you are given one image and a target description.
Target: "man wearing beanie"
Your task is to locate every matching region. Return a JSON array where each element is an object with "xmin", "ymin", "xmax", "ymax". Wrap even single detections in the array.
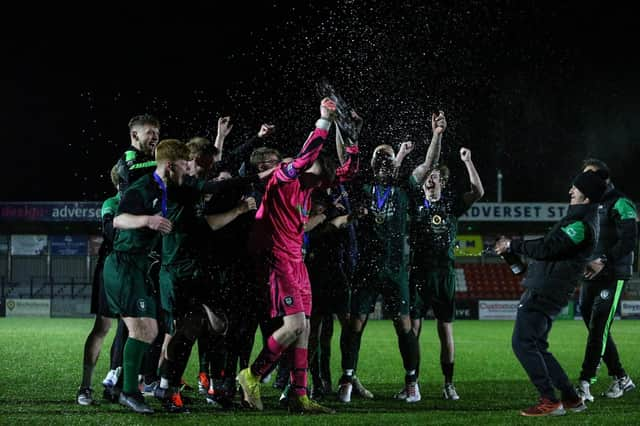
[
  {"xmin": 575, "ymin": 159, "xmax": 637, "ymax": 403},
  {"xmin": 495, "ymin": 170, "xmax": 606, "ymax": 417}
]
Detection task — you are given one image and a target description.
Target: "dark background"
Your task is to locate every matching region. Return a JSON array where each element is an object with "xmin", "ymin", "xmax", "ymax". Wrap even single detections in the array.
[{"xmin": 2, "ymin": 1, "xmax": 639, "ymax": 203}]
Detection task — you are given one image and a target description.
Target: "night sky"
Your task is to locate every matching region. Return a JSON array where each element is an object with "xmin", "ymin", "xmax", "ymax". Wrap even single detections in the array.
[{"xmin": 3, "ymin": 1, "xmax": 639, "ymax": 203}]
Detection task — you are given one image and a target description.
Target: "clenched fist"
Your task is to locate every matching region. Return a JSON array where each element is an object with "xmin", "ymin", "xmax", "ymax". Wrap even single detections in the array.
[
  {"xmin": 460, "ymin": 147, "xmax": 472, "ymax": 163},
  {"xmin": 320, "ymin": 98, "xmax": 337, "ymax": 120},
  {"xmin": 432, "ymin": 111, "xmax": 446, "ymax": 135}
]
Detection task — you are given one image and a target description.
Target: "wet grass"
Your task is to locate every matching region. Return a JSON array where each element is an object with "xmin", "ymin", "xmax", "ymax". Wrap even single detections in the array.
[{"xmin": 0, "ymin": 317, "xmax": 638, "ymax": 425}]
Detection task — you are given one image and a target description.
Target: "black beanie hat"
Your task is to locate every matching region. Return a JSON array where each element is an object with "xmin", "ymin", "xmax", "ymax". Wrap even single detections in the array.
[{"xmin": 572, "ymin": 170, "xmax": 607, "ymax": 203}]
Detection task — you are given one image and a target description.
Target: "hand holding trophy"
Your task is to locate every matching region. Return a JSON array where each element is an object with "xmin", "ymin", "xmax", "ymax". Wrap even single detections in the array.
[{"xmin": 316, "ymin": 79, "xmax": 362, "ymax": 144}]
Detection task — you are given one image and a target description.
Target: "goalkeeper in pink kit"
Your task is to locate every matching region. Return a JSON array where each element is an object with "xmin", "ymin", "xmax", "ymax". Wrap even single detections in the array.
[{"xmin": 237, "ymin": 98, "xmax": 338, "ymax": 414}]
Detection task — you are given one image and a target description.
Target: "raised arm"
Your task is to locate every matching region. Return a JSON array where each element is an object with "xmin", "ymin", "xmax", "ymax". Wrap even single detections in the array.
[
  {"xmin": 460, "ymin": 147, "xmax": 485, "ymax": 207},
  {"xmin": 393, "ymin": 141, "xmax": 414, "ymax": 175},
  {"xmin": 412, "ymin": 111, "xmax": 446, "ymax": 185},
  {"xmin": 215, "ymin": 123, "xmax": 275, "ymax": 174},
  {"xmin": 213, "ymin": 116, "xmax": 233, "ymax": 162},
  {"xmin": 275, "ymin": 98, "xmax": 336, "ymax": 182}
]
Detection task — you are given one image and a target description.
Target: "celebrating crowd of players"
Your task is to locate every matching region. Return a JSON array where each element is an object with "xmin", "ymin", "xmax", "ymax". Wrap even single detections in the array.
[{"xmin": 75, "ymin": 96, "xmax": 635, "ymax": 417}]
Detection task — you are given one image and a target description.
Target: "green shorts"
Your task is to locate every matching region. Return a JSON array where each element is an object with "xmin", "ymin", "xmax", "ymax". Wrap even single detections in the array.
[
  {"xmin": 410, "ymin": 267, "xmax": 456, "ymax": 322},
  {"xmin": 103, "ymin": 252, "xmax": 157, "ymax": 319},
  {"xmin": 351, "ymin": 262, "xmax": 410, "ymax": 317}
]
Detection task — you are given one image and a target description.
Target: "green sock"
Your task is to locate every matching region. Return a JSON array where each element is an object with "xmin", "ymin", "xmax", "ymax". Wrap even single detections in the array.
[{"xmin": 123, "ymin": 338, "xmax": 150, "ymax": 395}]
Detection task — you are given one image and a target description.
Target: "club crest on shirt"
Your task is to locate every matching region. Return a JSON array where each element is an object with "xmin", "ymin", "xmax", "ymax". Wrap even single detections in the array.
[
  {"xmin": 137, "ymin": 299, "xmax": 147, "ymax": 312},
  {"xmin": 284, "ymin": 296, "xmax": 294, "ymax": 306},
  {"xmin": 430, "ymin": 214, "xmax": 448, "ymax": 234}
]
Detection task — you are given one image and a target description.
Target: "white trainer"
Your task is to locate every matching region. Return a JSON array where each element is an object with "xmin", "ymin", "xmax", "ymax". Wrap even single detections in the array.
[
  {"xmin": 76, "ymin": 387, "xmax": 95, "ymax": 406},
  {"xmin": 337, "ymin": 381, "xmax": 352, "ymax": 403},
  {"xmin": 443, "ymin": 382, "xmax": 460, "ymax": 400},
  {"xmin": 576, "ymin": 380, "xmax": 594, "ymax": 402},
  {"xmin": 405, "ymin": 382, "xmax": 421, "ymax": 403},
  {"xmin": 352, "ymin": 376, "xmax": 374, "ymax": 399},
  {"xmin": 102, "ymin": 367, "xmax": 121, "ymax": 387},
  {"xmin": 394, "ymin": 386, "xmax": 407, "ymax": 400},
  {"xmin": 604, "ymin": 375, "xmax": 635, "ymax": 399}
]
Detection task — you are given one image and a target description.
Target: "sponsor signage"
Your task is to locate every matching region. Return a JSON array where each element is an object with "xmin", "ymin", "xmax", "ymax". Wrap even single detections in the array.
[
  {"xmin": 455, "ymin": 299, "xmax": 477, "ymax": 319},
  {"xmin": 50, "ymin": 235, "xmax": 88, "ymax": 256},
  {"xmin": 0, "ymin": 202, "xmax": 102, "ymax": 222},
  {"xmin": 479, "ymin": 300, "xmax": 519, "ymax": 320},
  {"xmin": 455, "ymin": 307, "xmax": 473, "ymax": 319},
  {"xmin": 5, "ymin": 298, "xmax": 51, "ymax": 317},
  {"xmin": 10, "ymin": 235, "xmax": 48, "ymax": 255},
  {"xmin": 455, "ymin": 234, "xmax": 483, "ymax": 257},
  {"xmin": 621, "ymin": 300, "xmax": 640, "ymax": 318},
  {"xmin": 461, "ymin": 203, "xmax": 569, "ymax": 222}
]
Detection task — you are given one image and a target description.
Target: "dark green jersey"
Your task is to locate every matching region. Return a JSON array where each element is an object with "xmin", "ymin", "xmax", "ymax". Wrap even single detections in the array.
[
  {"xmin": 357, "ymin": 182, "xmax": 410, "ymax": 272},
  {"xmin": 101, "ymin": 194, "xmax": 121, "ymax": 219},
  {"xmin": 113, "ymin": 174, "xmax": 163, "ymax": 254},
  {"xmin": 161, "ymin": 179, "xmax": 204, "ymax": 267},
  {"xmin": 100, "ymin": 193, "xmax": 121, "ymax": 254},
  {"xmin": 409, "ymin": 175, "xmax": 468, "ymax": 269}
]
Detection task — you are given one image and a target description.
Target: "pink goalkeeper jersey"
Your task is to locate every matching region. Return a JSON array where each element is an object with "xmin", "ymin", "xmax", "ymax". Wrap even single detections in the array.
[{"xmin": 252, "ymin": 127, "xmax": 329, "ymax": 261}]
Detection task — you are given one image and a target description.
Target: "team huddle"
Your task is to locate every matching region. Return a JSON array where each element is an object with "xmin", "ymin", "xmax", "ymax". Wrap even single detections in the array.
[{"xmin": 76, "ymin": 97, "xmax": 636, "ymax": 417}]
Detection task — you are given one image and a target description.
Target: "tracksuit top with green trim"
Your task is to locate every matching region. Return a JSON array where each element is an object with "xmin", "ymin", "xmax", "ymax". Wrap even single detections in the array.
[
  {"xmin": 408, "ymin": 175, "xmax": 468, "ymax": 270},
  {"xmin": 510, "ymin": 203, "xmax": 599, "ymax": 302},
  {"xmin": 112, "ymin": 174, "xmax": 163, "ymax": 254},
  {"xmin": 588, "ymin": 184, "xmax": 637, "ymax": 281},
  {"xmin": 116, "ymin": 145, "xmax": 157, "ymax": 194}
]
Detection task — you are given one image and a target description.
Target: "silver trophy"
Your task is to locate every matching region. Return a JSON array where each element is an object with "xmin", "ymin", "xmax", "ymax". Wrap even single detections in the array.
[{"xmin": 316, "ymin": 79, "xmax": 362, "ymax": 143}]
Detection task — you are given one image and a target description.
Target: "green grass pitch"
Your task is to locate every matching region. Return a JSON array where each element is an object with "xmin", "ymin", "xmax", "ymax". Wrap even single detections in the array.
[{"xmin": 0, "ymin": 317, "xmax": 638, "ymax": 425}]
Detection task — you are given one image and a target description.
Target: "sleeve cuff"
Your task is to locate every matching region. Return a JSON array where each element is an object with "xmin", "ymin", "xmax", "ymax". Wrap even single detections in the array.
[{"xmin": 315, "ymin": 118, "xmax": 332, "ymax": 131}]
